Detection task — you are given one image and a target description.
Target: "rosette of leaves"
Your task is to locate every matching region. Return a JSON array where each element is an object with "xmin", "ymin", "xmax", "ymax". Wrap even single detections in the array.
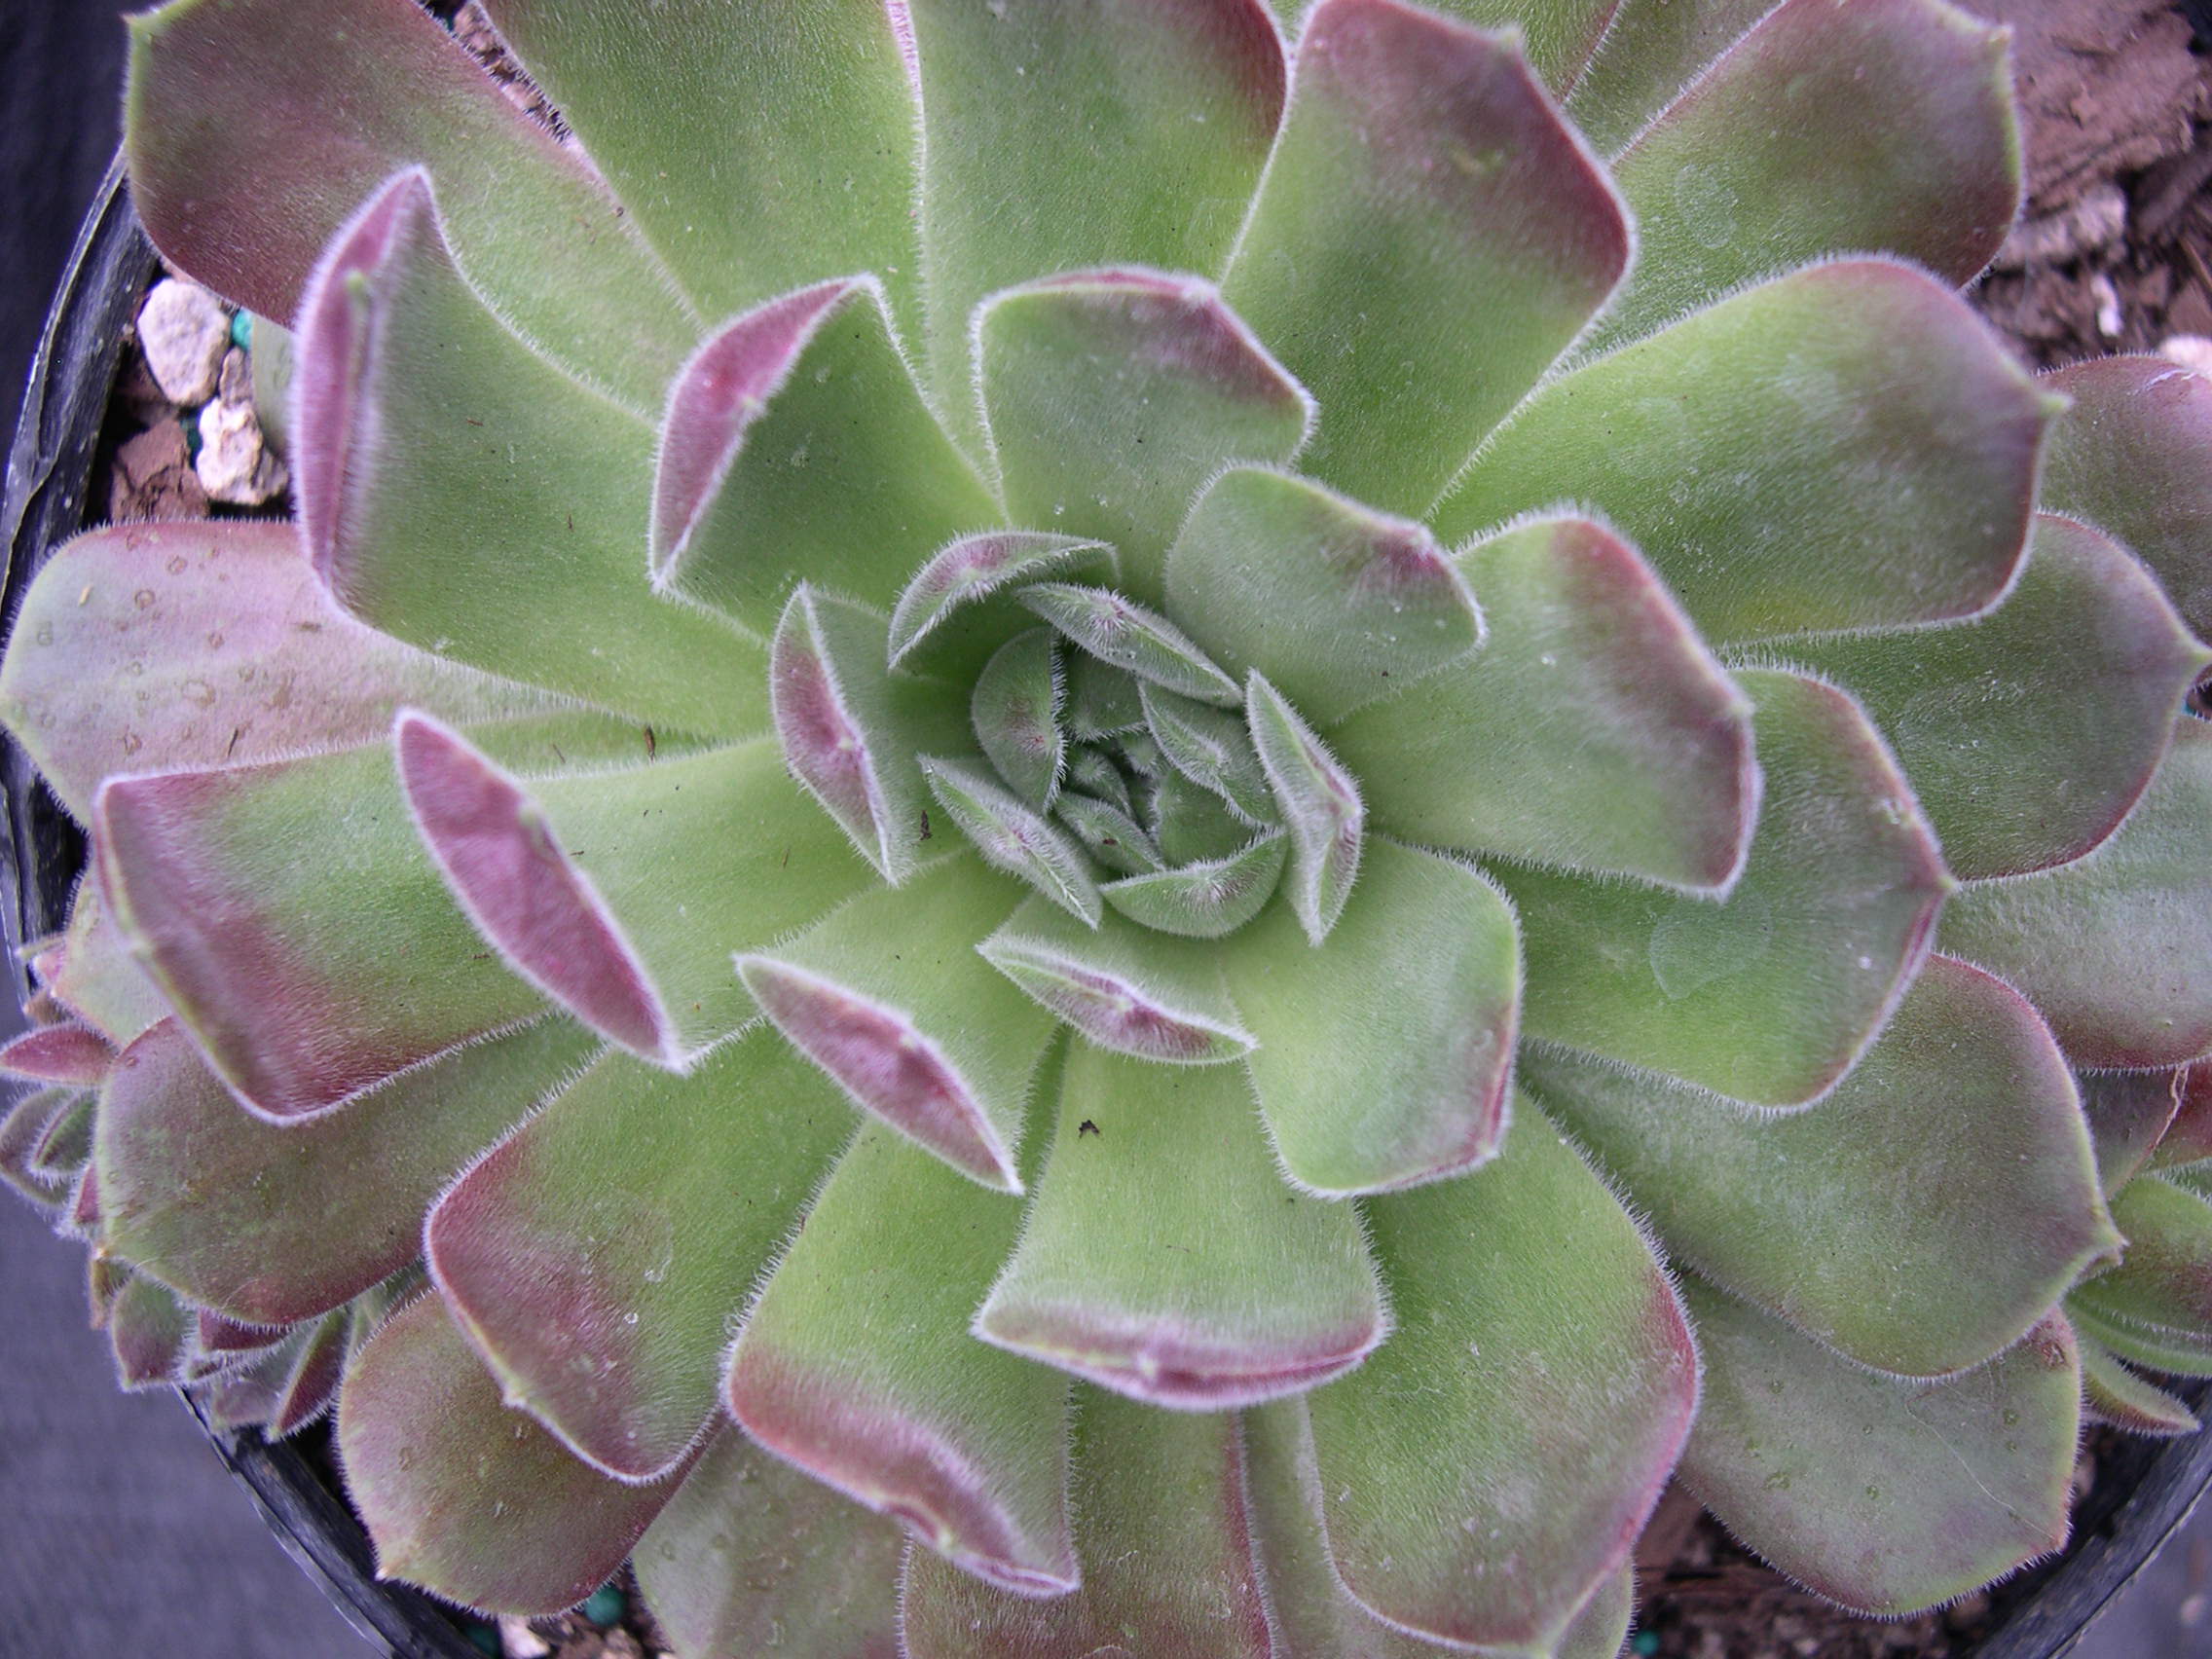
[{"xmin": 4, "ymin": 0, "xmax": 2211, "ymax": 1651}]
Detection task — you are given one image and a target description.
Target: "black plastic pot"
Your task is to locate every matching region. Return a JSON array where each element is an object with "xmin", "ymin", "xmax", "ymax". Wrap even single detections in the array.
[{"xmin": 5, "ymin": 162, "xmax": 2210, "ymax": 1659}]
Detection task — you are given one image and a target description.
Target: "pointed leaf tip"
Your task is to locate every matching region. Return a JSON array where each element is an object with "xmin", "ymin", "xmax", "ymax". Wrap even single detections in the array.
[
  {"xmin": 1016, "ymin": 583, "xmax": 1241, "ymax": 706},
  {"xmin": 888, "ymin": 532, "xmax": 1115, "ymax": 670},
  {"xmin": 0, "ymin": 1024, "xmax": 114, "ymax": 1088},
  {"xmin": 395, "ymin": 713, "xmax": 675, "ymax": 1064},
  {"xmin": 920, "ymin": 756, "xmax": 1101, "ymax": 928},
  {"xmin": 1245, "ymin": 673, "xmax": 1364, "ymax": 943}
]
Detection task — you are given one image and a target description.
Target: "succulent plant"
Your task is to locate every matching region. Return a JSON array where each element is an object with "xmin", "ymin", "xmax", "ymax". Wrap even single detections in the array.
[{"xmin": 6, "ymin": 0, "xmax": 2212, "ymax": 1651}]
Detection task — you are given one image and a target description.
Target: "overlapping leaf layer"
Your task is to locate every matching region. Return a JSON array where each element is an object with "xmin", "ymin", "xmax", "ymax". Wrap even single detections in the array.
[{"xmin": 6, "ymin": 0, "xmax": 2211, "ymax": 1651}]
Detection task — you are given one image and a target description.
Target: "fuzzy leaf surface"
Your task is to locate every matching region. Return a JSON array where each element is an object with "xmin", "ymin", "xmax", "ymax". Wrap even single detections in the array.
[
  {"xmin": 635, "ymin": 1430, "xmax": 903, "ymax": 1659},
  {"xmin": 1437, "ymin": 261, "xmax": 2051, "ymax": 643},
  {"xmin": 1245, "ymin": 674, "xmax": 1364, "ymax": 942},
  {"xmin": 889, "ymin": 533, "xmax": 1116, "ymax": 678},
  {"xmin": 1500, "ymin": 670, "xmax": 1950, "ymax": 1105},
  {"xmin": 922, "ymin": 756, "xmax": 1101, "ymax": 926},
  {"xmin": 1307, "ymin": 1106, "xmax": 1696, "ymax": 1651},
  {"xmin": 126, "ymin": 0, "xmax": 694, "ymax": 407},
  {"xmin": 1336, "ymin": 514, "xmax": 1755, "ymax": 890},
  {"xmin": 972, "ymin": 630, "xmax": 1067, "ymax": 811},
  {"xmin": 901, "ymin": 1390, "xmax": 1272, "ymax": 1659},
  {"xmin": 1592, "ymin": 0, "xmax": 2019, "ymax": 349},
  {"xmin": 2083, "ymin": 1068, "xmax": 2186, "ymax": 1199},
  {"xmin": 1221, "ymin": 837, "xmax": 1519, "ymax": 1195},
  {"xmin": 978, "ymin": 271, "xmax": 1311, "ymax": 600},
  {"xmin": 97, "ymin": 1016, "xmax": 592, "ymax": 1327},
  {"xmin": 2040, "ymin": 356, "xmax": 2212, "ymax": 642},
  {"xmin": 2067, "ymin": 1174, "xmax": 2212, "ymax": 1357},
  {"xmin": 1222, "ymin": 0, "xmax": 1630, "ymax": 513},
  {"xmin": 1141, "ymin": 685, "xmax": 1277, "ymax": 827},
  {"xmin": 110, "ymin": 1274, "xmax": 190, "ymax": 1390},
  {"xmin": 1783, "ymin": 515, "xmax": 2209, "ymax": 878},
  {"xmin": 1679, "ymin": 1282, "xmax": 2078, "ymax": 1617},
  {"xmin": 1100, "ymin": 831, "xmax": 1288, "ymax": 939},
  {"xmin": 293, "ymin": 171, "xmax": 762, "ymax": 735},
  {"xmin": 977, "ymin": 1044, "xmax": 1384, "ymax": 1409},
  {"xmin": 1530, "ymin": 956, "xmax": 2116, "ymax": 1377},
  {"xmin": 428, "ymin": 1031, "xmax": 852, "ymax": 1482},
  {"xmin": 1018, "ymin": 583, "xmax": 1242, "ymax": 706},
  {"xmin": 727, "ymin": 1120, "xmax": 1076, "ymax": 1597},
  {"xmin": 1564, "ymin": 0, "xmax": 1775, "ymax": 153},
  {"xmin": 340, "ymin": 1292, "xmax": 682, "ymax": 1616},
  {"xmin": 1165, "ymin": 466, "xmax": 1482, "ymax": 728},
  {"xmin": 2079, "ymin": 1329, "xmax": 2201, "ymax": 1437},
  {"xmin": 1941, "ymin": 718, "xmax": 2212, "ymax": 1069}
]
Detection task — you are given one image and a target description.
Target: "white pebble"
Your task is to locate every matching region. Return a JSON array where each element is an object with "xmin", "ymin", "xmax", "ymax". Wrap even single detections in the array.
[
  {"xmin": 2158, "ymin": 335, "xmax": 2212, "ymax": 378},
  {"xmin": 196, "ymin": 396, "xmax": 288, "ymax": 505},
  {"xmin": 498, "ymin": 1614, "xmax": 551, "ymax": 1658},
  {"xmin": 136, "ymin": 278, "xmax": 231, "ymax": 404},
  {"xmin": 2090, "ymin": 273, "xmax": 2123, "ymax": 341}
]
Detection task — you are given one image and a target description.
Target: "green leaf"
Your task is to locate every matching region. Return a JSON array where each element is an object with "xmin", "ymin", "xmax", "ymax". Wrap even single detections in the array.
[
  {"xmin": 1306, "ymin": 1106, "xmax": 1696, "ymax": 1651},
  {"xmin": 2041, "ymin": 356, "xmax": 2212, "ymax": 643},
  {"xmin": 1163, "ymin": 467, "xmax": 1483, "ymax": 728},
  {"xmin": 127, "ymin": 0, "xmax": 696, "ymax": 408},
  {"xmin": 1141, "ymin": 684, "xmax": 1276, "ymax": 827},
  {"xmin": 1436, "ymin": 261, "xmax": 2054, "ymax": 643},
  {"xmin": 1245, "ymin": 674, "xmax": 1364, "ymax": 943},
  {"xmin": 1530, "ymin": 955, "xmax": 2118, "ymax": 1378},
  {"xmin": 2083, "ymin": 1068, "xmax": 2186, "ymax": 1198},
  {"xmin": 727, "ymin": 1120, "xmax": 1075, "ymax": 1596},
  {"xmin": 1590, "ymin": 0, "xmax": 2020, "ymax": 350},
  {"xmin": 477, "ymin": 0, "xmax": 921, "ymax": 329},
  {"xmin": 292, "ymin": 172, "xmax": 763, "ymax": 736},
  {"xmin": 902, "ymin": 1389, "xmax": 1272, "ymax": 1659},
  {"xmin": 109, "ymin": 1274, "xmax": 190, "ymax": 1391},
  {"xmin": 1221, "ymin": 0, "xmax": 1630, "ymax": 514},
  {"xmin": 2150, "ymin": 1063, "xmax": 2212, "ymax": 1174},
  {"xmin": 977, "ymin": 271, "xmax": 1312, "ymax": 601},
  {"xmin": 972, "ymin": 629, "xmax": 1067, "ymax": 811},
  {"xmin": 2067, "ymin": 1297, "xmax": 2212, "ymax": 1381},
  {"xmin": 1051, "ymin": 793, "xmax": 1163, "ymax": 877},
  {"xmin": 1678, "ymin": 1280, "xmax": 2079, "ymax": 1617},
  {"xmin": 650, "ymin": 280, "xmax": 1000, "ymax": 633},
  {"xmin": 738, "ymin": 854, "xmax": 1051, "ymax": 1192},
  {"xmin": 1781, "ymin": 515, "xmax": 2211, "ymax": 879},
  {"xmin": 2067, "ymin": 1173, "xmax": 2212, "ymax": 1359},
  {"xmin": 1017, "ymin": 583, "xmax": 1242, "ymax": 706},
  {"xmin": 48, "ymin": 874, "xmax": 169, "ymax": 1049},
  {"xmin": 1062, "ymin": 655, "xmax": 1148, "ymax": 741},
  {"xmin": 1497, "ymin": 670, "xmax": 1952, "ymax": 1106},
  {"xmin": 1335, "ymin": 514, "xmax": 1756, "ymax": 891},
  {"xmin": 1146, "ymin": 767, "xmax": 1259, "ymax": 866},
  {"xmin": 1220, "ymin": 838, "xmax": 1519, "ymax": 1196},
  {"xmin": 426, "ymin": 1030, "xmax": 853, "ymax": 1481},
  {"xmin": 977, "ymin": 1044, "xmax": 1384, "ymax": 1408},
  {"xmin": 920, "ymin": 756, "xmax": 1102, "ymax": 927},
  {"xmin": 1940, "ymin": 718, "xmax": 2212, "ymax": 1070},
  {"xmin": 339, "ymin": 1292, "xmax": 684, "ymax": 1617},
  {"xmin": 1100, "ymin": 831, "xmax": 1288, "ymax": 939},
  {"xmin": 908, "ymin": 0, "xmax": 1286, "ymax": 431},
  {"xmin": 95, "ymin": 746, "xmax": 549, "ymax": 1117},
  {"xmin": 635, "ymin": 1430, "xmax": 904, "ymax": 1659},
  {"xmin": 1565, "ymin": 0, "xmax": 1775, "ymax": 154},
  {"xmin": 982, "ymin": 898, "xmax": 1256, "ymax": 1064},
  {"xmin": 890, "ymin": 533, "xmax": 1115, "ymax": 678},
  {"xmin": 771, "ymin": 587, "xmax": 969, "ymax": 884},
  {"xmin": 97, "ymin": 1016, "xmax": 594, "ymax": 1328},
  {"xmin": 1413, "ymin": 0, "xmax": 1624, "ymax": 93},
  {"xmin": 2078, "ymin": 1327, "xmax": 2201, "ymax": 1437}
]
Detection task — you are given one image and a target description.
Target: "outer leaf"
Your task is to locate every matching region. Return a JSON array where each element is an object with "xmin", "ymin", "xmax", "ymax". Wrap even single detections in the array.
[
  {"xmin": 2079, "ymin": 1330, "xmax": 2201, "ymax": 1437},
  {"xmin": 110, "ymin": 1274, "xmax": 190, "ymax": 1390},
  {"xmin": 1436, "ymin": 261, "xmax": 2053, "ymax": 643},
  {"xmin": 739, "ymin": 855, "xmax": 1051, "ymax": 1191},
  {"xmin": 0, "ymin": 1024, "xmax": 112, "ymax": 1088},
  {"xmin": 1529, "ymin": 956, "xmax": 2118, "ymax": 1378},
  {"xmin": 2083, "ymin": 1068, "xmax": 2186, "ymax": 1198},
  {"xmin": 2150, "ymin": 1063, "xmax": 2212, "ymax": 1173},
  {"xmin": 908, "ymin": 0, "xmax": 1285, "ymax": 424},
  {"xmin": 292, "ymin": 170, "xmax": 763, "ymax": 737},
  {"xmin": 2066, "ymin": 1300, "xmax": 2212, "ymax": 1381},
  {"xmin": 1100, "ymin": 832, "xmax": 1288, "ymax": 939},
  {"xmin": 0, "ymin": 1088, "xmax": 74, "ymax": 1202},
  {"xmin": 269, "ymin": 1311, "xmax": 350, "ymax": 1439},
  {"xmin": 1336, "ymin": 515, "xmax": 1755, "ymax": 891},
  {"xmin": 972, "ymin": 630, "xmax": 1067, "ymax": 811},
  {"xmin": 428, "ymin": 1030, "xmax": 852, "ymax": 1482},
  {"xmin": 650, "ymin": 280, "xmax": 999, "ymax": 633},
  {"xmin": 50, "ymin": 872, "xmax": 170, "ymax": 1048},
  {"xmin": 635, "ymin": 1430, "xmax": 903, "ymax": 1659},
  {"xmin": 1564, "ymin": 0, "xmax": 1775, "ymax": 153},
  {"xmin": 1164, "ymin": 466, "xmax": 1482, "ymax": 727},
  {"xmin": 0, "ymin": 521, "xmax": 571, "ymax": 821},
  {"xmin": 1413, "ymin": 0, "xmax": 1622, "ymax": 94},
  {"xmin": 403, "ymin": 719, "xmax": 873, "ymax": 1063},
  {"xmin": 1782, "ymin": 515, "xmax": 2210, "ymax": 879},
  {"xmin": 477, "ymin": 0, "xmax": 918, "ymax": 327},
  {"xmin": 2067, "ymin": 1174, "xmax": 2212, "ymax": 1357},
  {"xmin": 1678, "ymin": 1282, "xmax": 2078, "ymax": 1618},
  {"xmin": 977, "ymin": 1044, "xmax": 1384, "ymax": 1409},
  {"xmin": 1592, "ymin": 0, "xmax": 2020, "ymax": 350},
  {"xmin": 902, "ymin": 1390, "xmax": 1272, "ymax": 1659},
  {"xmin": 97, "ymin": 1017, "xmax": 593, "ymax": 1327},
  {"xmin": 1222, "ymin": 838, "xmax": 1519, "ymax": 1195},
  {"xmin": 982, "ymin": 898, "xmax": 1257, "ymax": 1065},
  {"xmin": 727, "ymin": 1121, "xmax": 1076, "ymax": 1597},
  {"xmin": 1940, "ymin": 718, "xmax": 2212, "ymax": 1070},
  {"xmin": 1245, "ymin": 674, "xmax": 1363, "ymax": 943},
  {"xmin": 126, "ymin": 0, "xmax": 694, "ymax": 407},
  {"xmin": 1222, "ymin": 0, "xmax": 1631, "ymax": 513},
  {"xmin": 339, "ymin": 1293, "xmax": 682, "ymax": 1616},
  {"xmin": 1018, "ymin": 583, "xmax": 1241, "ymax": 706},
  {"xmin": 1307, "ymin": 1106, "xmax": 1696, "ymax": 1651},
  {"xmin": 95, "ymin": 747, "xmax": 548, "ymax": 1117},
  {"xmin": 2040, "ymin": 356, "xmax": 2212, "ymax": 642},
  {"xmin": 889, "ymin": 533, "xmax": 1115, "ymax": 677},
  {"xmin": 1498, "ymin": 670, "xmax": 1951, "ymax": 1106},
  {"xmin": 977, "ymin": 271, "xmax": 1312, "ymax": 599},
  {"xmin": 921, "ymin": 756, "xmax": 1101, "ymax": 927}
]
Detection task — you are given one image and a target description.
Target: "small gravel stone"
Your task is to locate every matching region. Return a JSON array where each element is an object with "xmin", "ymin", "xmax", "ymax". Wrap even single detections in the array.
[
  {"xmin": 1990, "ymin": 181, "xmax": 2128, "ymax": 272},
  {"xmin": 597, "ymin": 1632, "xmax": 644, "ymax": 1659},
  {"xmin": 136, "ymin": 278, "xmax": 231, "ymax": 404},
  {"xmin": 109, "ymin": 419, "xmax": 208, "ymax": 522},
  {"xmin": 498, "ymin": 1613, "xmax": 551, "ymax": 1658},
  {"xmin": 2159, "ymin": 335, "xmax": 2212, "ymax": 377}
]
